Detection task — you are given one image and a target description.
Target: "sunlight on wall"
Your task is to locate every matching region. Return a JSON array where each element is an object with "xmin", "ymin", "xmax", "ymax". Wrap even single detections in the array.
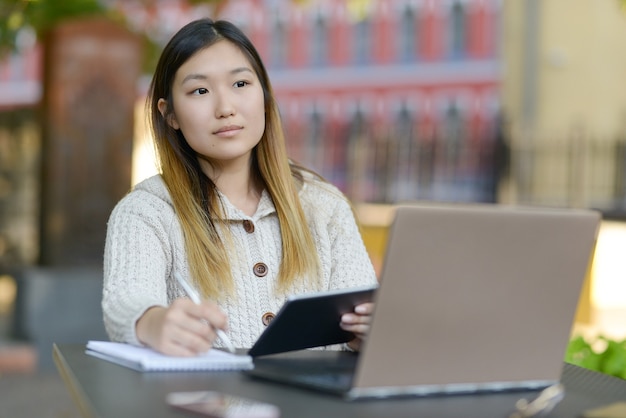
[
  {"xmin": 0, "ymin": 275, "xmax": 16, "ymax": 315},
  {"xmin": 131, "ymin": 100, "xmax": 158, "ymax": 186},
  {"xmin": 592, "ymin": 221, "xmax": 626, "ymax": 309}
]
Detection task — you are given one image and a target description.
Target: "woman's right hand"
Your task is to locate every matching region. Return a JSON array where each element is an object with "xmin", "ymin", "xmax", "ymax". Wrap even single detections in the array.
[{"xmin": 135, "ymin": 298, "xmax": 228, "ymax": 356}]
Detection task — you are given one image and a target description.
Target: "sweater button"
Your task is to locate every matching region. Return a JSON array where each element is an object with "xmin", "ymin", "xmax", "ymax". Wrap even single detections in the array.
[
  {"xmin": 242, "ymin": 220, "xmax": 255, "ymax": 233},
  {"xmin": 262, "ymin": 312, "xmax": 276, "ymax": 326},
  {"xmin": 253, "ymin": 262, "xmax": 268, "ymax": 277}
]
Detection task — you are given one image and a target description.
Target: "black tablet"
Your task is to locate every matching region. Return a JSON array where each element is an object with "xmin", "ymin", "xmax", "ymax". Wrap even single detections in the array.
[{"xmin": 248, "ymin": 286, "xmax": 377, "ymax": 357}]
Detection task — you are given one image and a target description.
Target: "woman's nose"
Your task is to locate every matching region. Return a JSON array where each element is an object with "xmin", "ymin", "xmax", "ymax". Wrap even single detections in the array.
[{"xmin": 214, "ymin": 90, "xmax": 235, "ymax": 118}]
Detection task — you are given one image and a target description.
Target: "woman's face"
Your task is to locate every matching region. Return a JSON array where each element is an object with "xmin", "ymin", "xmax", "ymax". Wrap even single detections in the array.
[{"xmin": 159, "ymin": 40, "xmax": 265, "ymax": 171}]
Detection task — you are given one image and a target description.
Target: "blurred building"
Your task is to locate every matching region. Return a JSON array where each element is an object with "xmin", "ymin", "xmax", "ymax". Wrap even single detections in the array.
[
  {"xmin": 0, "ymin": 46, "xmax": 41, "ymax": 110},
  {"xmin": 0, "ymin": 0, "xmax": 504, "ymax": 270},
  {"xmin": 1, "ymin": 0, "xmax": 504, "ymax": 206},
  {"xmin": 0, "ymin": 45, "xmax": 42, "ymax": 267},
  {"xmin": 502, "ymin": 0, "xmax": 626, "ymax": 211},
  {"xmin": 219, "ymin": 0, "xmax": 503, "ymax": 203}
]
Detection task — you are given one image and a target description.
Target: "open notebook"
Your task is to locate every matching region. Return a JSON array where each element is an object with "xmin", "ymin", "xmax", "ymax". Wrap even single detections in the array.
[{"xmin": 86, "ymin": 341, "xmax": 253, "ymax": 372}]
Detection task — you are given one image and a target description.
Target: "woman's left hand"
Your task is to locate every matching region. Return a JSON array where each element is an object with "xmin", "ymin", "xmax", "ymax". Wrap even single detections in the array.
[{"xmin": 340, "ymin": 302, "xmax": 374, "ymax": 351}]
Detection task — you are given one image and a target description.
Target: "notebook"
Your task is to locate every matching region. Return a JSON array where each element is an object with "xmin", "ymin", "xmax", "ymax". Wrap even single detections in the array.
[
  {"xmin": 245, "ymin": 203, "xmax": 601, "ymax": 399},
  {"xmin": 85, "ymin": 341, "xmax": 253, "ymax": 372}
]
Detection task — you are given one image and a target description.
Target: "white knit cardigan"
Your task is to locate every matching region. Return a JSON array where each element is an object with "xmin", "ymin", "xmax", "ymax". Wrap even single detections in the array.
[{"xmin": 102, "ymin": 174, "xmax": 378, "ymax": 348}]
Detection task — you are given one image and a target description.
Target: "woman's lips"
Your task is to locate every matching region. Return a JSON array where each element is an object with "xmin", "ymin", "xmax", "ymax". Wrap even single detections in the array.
[{"xmin": 213, "ymin": 125, "xmax": 242, "ymax": 135}]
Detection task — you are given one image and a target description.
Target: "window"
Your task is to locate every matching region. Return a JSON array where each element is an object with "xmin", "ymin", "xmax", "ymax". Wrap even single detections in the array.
[
  {"xmin": 399, "ymin": 5, "xmax": 418, "ymax": 62},
  {"xmin": 353, "ymin": 17, "xmax": 372, "ymax": 65},
  {"xmin": 449, "ymin": 1, "xmax": 466, "ymax": 59},
  {"xmin": 311, "ymin": 13, "xmax": 328, "ymax": 67},
  {"xmin": 270, "ymin": 16, "xmax": 287, "ymax": 68}
]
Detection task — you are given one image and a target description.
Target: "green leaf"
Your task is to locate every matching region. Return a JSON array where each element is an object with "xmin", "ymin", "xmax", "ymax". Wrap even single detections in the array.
[
  {"xmin": 566, "ymin": 335, "xmax": 626, "ymax": 380},
  {"xmin": 601, "ymin": 339, "xmax": 626, "ymax": 379},
  {"xmin": 0, "ymin": 0, "xmax": 105, "ymax": 56},
  {"xmin": 565, "ymin": 335, "xmax": 603, "ymax": 371}
]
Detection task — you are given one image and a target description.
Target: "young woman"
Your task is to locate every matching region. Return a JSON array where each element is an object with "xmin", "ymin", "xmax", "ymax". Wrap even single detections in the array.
[{"xmin": 103, "ymin": 18, "xmax": 378, "ymax": 356}]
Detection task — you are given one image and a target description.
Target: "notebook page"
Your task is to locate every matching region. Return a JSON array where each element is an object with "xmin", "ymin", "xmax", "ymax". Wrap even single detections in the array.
[{"xmin": 86, "ymin": 341, "xmax": 253, "ymax": 372}]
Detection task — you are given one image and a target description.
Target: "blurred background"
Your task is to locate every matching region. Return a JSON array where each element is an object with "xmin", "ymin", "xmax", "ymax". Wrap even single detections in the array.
[{"xmin": 1, "ymin": 0, "xmax": 626, "ymax": 416}]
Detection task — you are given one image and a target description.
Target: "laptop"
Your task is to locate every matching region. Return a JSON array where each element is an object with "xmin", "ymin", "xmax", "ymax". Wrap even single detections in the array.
[{"xmin": 245, "ymin": 203, "xmax": 601, "ymax": 400}]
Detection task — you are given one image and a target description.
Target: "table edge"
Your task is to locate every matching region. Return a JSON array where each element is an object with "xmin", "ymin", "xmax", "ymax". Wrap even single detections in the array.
[{"xmin": 53, "ymin": 343, "xmax": 99, "ymax": 418}]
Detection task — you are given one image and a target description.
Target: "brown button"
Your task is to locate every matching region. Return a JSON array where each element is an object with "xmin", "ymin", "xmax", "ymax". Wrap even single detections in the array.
[
  {"xmin": 262, "ymin": 312, "xmax": 275, "ymax": 326},
  {"xmin": 242, "ymin": 220, "xmax": 255, "ymax": 233},
  {"xmin": 253, "ymin": 262, "xmax": 268, "ymax": 277}
]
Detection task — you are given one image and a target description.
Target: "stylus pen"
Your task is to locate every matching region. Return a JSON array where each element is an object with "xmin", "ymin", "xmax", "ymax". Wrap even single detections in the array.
[{"xmin": 174, "ymin": 272, "xmax": 236, "ymax": 354}]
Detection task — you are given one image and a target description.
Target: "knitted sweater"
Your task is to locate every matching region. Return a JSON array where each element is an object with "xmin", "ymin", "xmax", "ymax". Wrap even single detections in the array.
[{"xmin": 102, "ymin": 174, "xmax": 378, "ymax": 348}]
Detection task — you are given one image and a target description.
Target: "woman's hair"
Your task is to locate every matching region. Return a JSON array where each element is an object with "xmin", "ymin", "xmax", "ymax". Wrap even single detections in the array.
[{"xmin": 146, "ymin": 18, "xmax": 320, "ymax": 299}]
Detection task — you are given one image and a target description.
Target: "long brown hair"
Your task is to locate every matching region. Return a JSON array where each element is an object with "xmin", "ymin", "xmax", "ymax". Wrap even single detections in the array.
[{"xmin": 146, "ymin": 19, "xmax": 320, "ymax": 299}]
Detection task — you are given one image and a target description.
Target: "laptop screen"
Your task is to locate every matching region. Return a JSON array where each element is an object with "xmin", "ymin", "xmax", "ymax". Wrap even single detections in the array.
[{"xmin": 352, "ymin": 204, "xmax": 600, "ymax": 397}]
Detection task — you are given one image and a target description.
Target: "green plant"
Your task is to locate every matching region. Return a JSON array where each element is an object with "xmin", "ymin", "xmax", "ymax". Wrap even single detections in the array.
[
  {"xmin": 0, "ymin": 0, "xmax": 108, "ymax": 55},
  {"xmin": 565, "ymin": 335, "xmax": 626, "ymax": 379}
]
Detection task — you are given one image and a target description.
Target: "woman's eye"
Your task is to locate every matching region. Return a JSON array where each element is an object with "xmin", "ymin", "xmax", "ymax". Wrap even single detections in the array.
[
  {"xmin": 192, "ymin": 88, "xmax": 208, "ymax": 95},
  {"xmin": 234, "ymin": 81, "xmax": 249, "ymax": 88}
]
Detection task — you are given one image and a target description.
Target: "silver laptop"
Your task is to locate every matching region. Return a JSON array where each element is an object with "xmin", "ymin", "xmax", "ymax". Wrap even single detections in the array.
[{"xmin": 246, "ymin": 203, "xmax": 601, "ymax": 400}]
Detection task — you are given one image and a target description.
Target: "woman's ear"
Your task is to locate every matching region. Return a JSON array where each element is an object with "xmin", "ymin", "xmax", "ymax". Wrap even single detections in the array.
[{"xmin": 157, "ymin": 98, "xmax": 180, "ymax": 130}]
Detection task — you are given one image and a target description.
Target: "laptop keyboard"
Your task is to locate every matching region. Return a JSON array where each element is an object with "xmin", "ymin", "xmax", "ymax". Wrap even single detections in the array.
[
  {"xmin": 248, "ymin": 353, "xmax": 358, "ymax": 392},
  {"xmin": 290, "ymin": 371, "xmax": 354, "ymax": 391}
]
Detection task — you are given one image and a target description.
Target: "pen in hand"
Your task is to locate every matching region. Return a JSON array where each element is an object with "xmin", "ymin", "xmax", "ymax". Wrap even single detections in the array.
[{"xmin": 174, "ymin": 272, "xmax": 236, "ymax": 354}]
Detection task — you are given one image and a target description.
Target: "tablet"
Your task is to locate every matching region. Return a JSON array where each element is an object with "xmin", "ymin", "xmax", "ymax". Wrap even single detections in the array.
[{"xmin": 248, "ymin": 286, "xmax": 377, "ymax": 357}]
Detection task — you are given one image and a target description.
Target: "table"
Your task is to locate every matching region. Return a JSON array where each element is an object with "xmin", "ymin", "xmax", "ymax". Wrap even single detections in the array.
[{"xmin": 54, "ymin": 344, "xmax": 626, "ymax": 418}]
